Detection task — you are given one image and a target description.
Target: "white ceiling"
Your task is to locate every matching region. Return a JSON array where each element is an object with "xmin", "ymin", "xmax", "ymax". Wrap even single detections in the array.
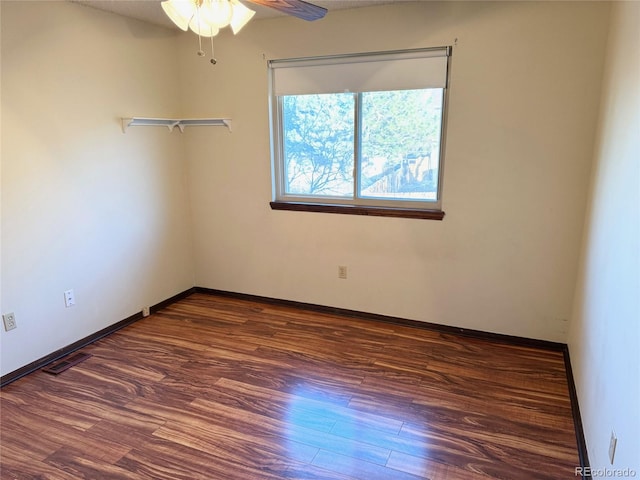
[{"xmin": 72, "ymin": 0, "xmax": 406, "ymax": 30}]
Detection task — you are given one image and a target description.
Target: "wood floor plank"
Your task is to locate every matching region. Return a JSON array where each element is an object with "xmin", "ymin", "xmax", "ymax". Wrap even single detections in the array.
[
  {"xmin": 44, "ymin": 446, "xmax": 149, "ymax": 480},
  {"xmin": 284, "ymin": 462, "xmax": 360, "ymax": 480},
  {"xmin": 0, "ymin": 447, "xmax": 80, "ymax": 480},
  {"xmin": 0, "ymin": 292, "xmax": 580, "ymax": 479},
  {"xmin": 386, "ymin": 450, "xmax": 491, "ymax": 480},
  {"xmin": 311, "ymin": 449, "xmax": 422, "ymax": 480},
  {"xmin": 117, "ymin": 443, "xmax": 292, "ymax": 480},
  {"xmin": 0, "ymin": 416, "xmax": 62, "ymax": 462}
]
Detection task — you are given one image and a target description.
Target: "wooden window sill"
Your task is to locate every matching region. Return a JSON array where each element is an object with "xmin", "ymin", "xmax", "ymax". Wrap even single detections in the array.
[{"xmin": 270, "ymin": 201, "xmax": 445, "ymax": 220}]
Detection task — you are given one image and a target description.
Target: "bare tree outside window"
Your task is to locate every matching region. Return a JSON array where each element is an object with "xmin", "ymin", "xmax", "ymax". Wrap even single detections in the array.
[{"xmin": 283, "ymin": 93, "xmax": 354, "ymax": 196}]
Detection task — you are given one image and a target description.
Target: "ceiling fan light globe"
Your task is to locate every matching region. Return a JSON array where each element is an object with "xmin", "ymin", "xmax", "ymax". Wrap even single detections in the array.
[
  {"xmin": 161, "ymin": 0, "xmax": 195, "ymax": 31},
  {"xmin": 200, "ymin": 0, "xmax": 233, "ymax": 29},
  {"xmin": 230, "ymin": 0, "xmax": 255, "ymax": 34},
  {"xmin": 188, "ymin": 16, "xmax": 220, "ymax": 37}
]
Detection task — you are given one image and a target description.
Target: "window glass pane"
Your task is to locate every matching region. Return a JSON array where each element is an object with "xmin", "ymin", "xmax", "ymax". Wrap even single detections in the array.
[
  {"xmin": 359, "ymin": 89, "xmax": 443, "ymax": 201},
  {"xmin": 282, "ymin": 93, "xmax": 354, "ymax": 197}
]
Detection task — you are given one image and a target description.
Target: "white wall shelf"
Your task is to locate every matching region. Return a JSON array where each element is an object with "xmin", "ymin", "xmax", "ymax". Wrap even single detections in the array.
[{"xmin": 121, "ymin": 117, "xmax": 232, "ymax": 133}]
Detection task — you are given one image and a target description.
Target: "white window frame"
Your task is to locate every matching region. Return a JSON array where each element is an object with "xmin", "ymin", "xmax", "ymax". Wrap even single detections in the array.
[{"xmin": 268, "ymin": 47, "xmax": 452, "ymax": 217}]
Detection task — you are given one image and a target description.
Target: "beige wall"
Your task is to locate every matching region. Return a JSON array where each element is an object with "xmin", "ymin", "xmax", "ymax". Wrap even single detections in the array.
[
  {"xmin": 181, "ymin": 1, "xmax": 609, "ymax": 342},
  {"xmin": 0, "ymin": 1, "xmax": 195, "ymax": 375},
  {"xmin": 569, "ymin": 1, "xmax": 640, "ymax": 472}
]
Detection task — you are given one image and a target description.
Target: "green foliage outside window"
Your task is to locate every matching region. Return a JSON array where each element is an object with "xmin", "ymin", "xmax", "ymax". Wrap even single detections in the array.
[{"xmin": 282, "ymin": 89, "xmax": 443, "ymax": 201}]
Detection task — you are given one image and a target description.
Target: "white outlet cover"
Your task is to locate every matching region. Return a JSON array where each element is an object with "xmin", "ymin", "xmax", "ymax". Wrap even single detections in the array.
[
  {"xmin": 2, "ymin": 313, "xmax": 17, "ymax": 331},
  {"xmin": 338, "ymin": 266, "xmax": 348, "ymax": 279},
  {"xmin": 64, "ymin": 290, "xmax": 76, "ymax": 307}
]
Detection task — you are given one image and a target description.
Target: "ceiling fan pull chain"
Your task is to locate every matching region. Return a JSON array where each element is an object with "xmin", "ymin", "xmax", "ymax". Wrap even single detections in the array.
[
  {"xmin": 210, "ymin": 35, "xmax": 217, "ymax": 65},
  {"xmin": 197, "ymin": 34, "xmax": 205, "ymax": 57},
  {"xmin": 196, "ymin": 5, "xmax": 205, "ymax": 57}
]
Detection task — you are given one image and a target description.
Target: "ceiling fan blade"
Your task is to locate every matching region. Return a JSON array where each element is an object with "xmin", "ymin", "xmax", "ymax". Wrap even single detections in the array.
[{"xmin": 246, "ymin": 0, "xmax": 327, "ymax": 21}]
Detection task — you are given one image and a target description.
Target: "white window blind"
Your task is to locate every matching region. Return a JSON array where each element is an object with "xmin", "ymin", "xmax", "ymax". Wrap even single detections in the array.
[{"xmin": 269, "ymin": 47, "xmax": 450, "ymax": 96}]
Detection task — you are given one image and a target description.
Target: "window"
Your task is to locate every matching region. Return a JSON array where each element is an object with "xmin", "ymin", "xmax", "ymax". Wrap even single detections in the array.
[{"xmin": 268, "ymin": 47, "xmax": 451, "ymax": 220}]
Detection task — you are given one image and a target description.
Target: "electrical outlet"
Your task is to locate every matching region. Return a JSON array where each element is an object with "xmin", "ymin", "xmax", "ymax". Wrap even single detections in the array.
[
  {"xmin": 142, "ymin": 306, "xmax": 150, "ymax": 317},
  {"xmin": 2, "ymin": 313, "xmax": 17, "ymax": 331},
  {"xmin": 338, "ymin": 265, "xmax": 348, "ymax": 279},
  {"xmin": 64, "ymin": 289, "xmax": 76, "ymax": 308},
  {"xmin": 609, "ymin": 430, "xmax": 617, "ymax": 464}
]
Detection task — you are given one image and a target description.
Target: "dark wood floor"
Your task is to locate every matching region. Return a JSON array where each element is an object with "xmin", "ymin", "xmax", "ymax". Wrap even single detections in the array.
[{"xmin": 0, "ymin": 293, "xmax": 579, "ymax": 479}]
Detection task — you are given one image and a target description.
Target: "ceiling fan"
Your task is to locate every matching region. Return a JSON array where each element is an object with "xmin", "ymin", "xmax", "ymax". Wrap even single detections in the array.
[
  {"xmin": 161, "ymin": 0, "xmax": 326, "ymax": 62},
  {"xmin": 161, "ymin": 0, "xmax": 326, "ymax": 36}
]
